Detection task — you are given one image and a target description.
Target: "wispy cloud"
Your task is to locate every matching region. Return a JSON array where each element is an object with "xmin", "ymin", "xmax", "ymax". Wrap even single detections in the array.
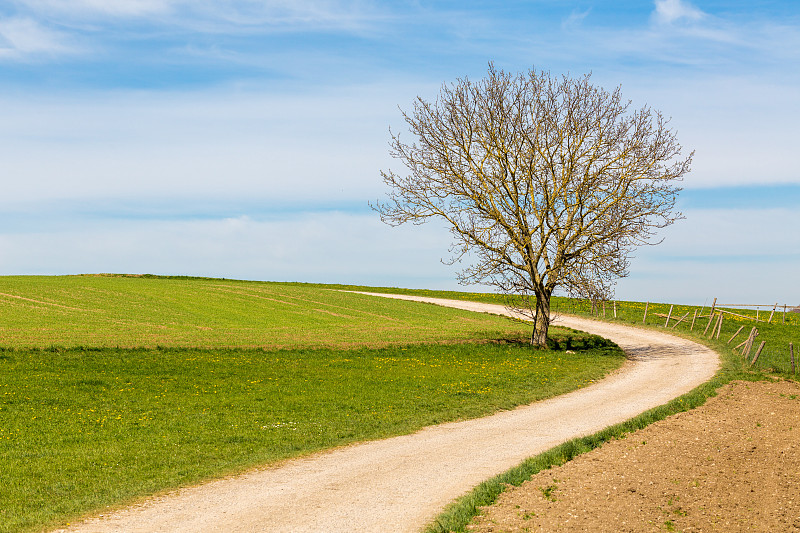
[
  {"xmin": 652, "ymin": 0, "xmax": 705, "ymax": 25},
  {"xmin": 0, "ymin": 16, "xmax": 77, "ymax": 59},
  {"xmin": 18, "ymin": 0, "xmax": 173, "ymax": 17},
  {"xmin": 0, "ymin": 211, "xmax": 461, "ymax": 289},
  {"xmin": 512, "ymin": 1, "xmax": 800, "ymax": 75},
  {"xmin": 196, "ymin": 1, "xmax": 385, "ymax": 32},
  {"xmin": 13, "ymin": 0, "xmax": 385, "ymax": 32},
  {"xmin": 619, "ymin": 206, "xmax": 800, "ymax": 304},
  {"xmin": 0, "ymin": 0, "xmax": 388, "ymax": 65},
  {"xmin": 0, "ymin": 82, "xmax": 408, "ymax": 206},
  {"xmin": 561, "ymin": 8, "xmax": 591, "ymax": 30}
]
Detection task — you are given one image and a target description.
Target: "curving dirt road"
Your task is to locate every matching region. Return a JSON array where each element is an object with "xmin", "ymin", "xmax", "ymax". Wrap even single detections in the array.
[{"xmin": 54, "ymin": 294, "xmax": 719, "ymax": 533}]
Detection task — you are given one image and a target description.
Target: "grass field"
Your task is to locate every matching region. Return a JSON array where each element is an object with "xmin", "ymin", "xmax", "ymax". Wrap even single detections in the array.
[
  {"xmin": 0, "ymin": 275, "xmax": 625, "ymax": 533},
  {"xmin": 0, "ymin": 275, "xmax": 532, "ymax": 349}
]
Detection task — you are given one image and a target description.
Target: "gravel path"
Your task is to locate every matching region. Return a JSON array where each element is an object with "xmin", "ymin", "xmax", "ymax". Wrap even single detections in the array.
[{"xmin": 55, "ymin": 294, "xmax": 719, "ymax": 533}]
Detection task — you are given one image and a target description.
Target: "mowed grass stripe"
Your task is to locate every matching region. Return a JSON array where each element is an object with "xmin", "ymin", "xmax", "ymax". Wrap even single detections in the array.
[{"xmin": 209, "ymin": 284, "xmax": 401, "ymax": 321}]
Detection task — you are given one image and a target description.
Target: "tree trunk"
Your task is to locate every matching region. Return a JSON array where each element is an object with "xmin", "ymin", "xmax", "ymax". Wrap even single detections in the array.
[{"xmin": 530, "ymin": 289, "xmax": 552, "ymax": 347}]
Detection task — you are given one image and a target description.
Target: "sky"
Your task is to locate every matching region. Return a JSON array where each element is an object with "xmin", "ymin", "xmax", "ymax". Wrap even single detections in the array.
[{"xmin": 0, "ymin": 0, "xmax": 798, "ymax": 306}]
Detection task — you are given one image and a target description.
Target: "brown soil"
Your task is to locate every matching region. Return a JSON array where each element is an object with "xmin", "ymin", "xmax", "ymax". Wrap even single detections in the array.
[{"xmin": 469, "ymin": 379, "xmax": 800, "ymax": 533}]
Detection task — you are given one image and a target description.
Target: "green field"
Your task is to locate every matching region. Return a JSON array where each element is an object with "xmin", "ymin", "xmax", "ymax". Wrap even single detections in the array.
[
  {"xmin": 0, "ymin": 275, "xmax": 625, "ymax": 533},
  {"xmin": 0, "ymin": 275, "xmax": 530, "ymax": 349}
]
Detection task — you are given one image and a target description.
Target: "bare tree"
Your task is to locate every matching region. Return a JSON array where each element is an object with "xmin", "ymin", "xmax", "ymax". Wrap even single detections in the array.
[{"xmin": 375, "ymin": 64, "xmax": 691, "ymax": 346}]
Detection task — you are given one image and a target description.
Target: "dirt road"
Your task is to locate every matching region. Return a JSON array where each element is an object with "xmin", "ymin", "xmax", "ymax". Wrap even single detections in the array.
[{"xmin": 55, "ymin": 294, "xmax": 719, "ymax": 533}]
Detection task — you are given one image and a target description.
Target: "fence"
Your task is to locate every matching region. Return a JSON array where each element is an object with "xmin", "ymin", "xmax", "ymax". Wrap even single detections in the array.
[
  {"xmin": 711, "ymin": 300, "xmax": 798, "ymax": 324},
  {"xmin": 551, "ymin": 296, "xmax": 799, "ymax": 375}
]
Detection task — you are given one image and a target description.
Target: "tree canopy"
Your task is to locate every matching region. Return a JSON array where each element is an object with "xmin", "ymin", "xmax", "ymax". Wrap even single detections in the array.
[{"xmin": 376, "ymin": 65, "xmax": 692, "ymax": 346}]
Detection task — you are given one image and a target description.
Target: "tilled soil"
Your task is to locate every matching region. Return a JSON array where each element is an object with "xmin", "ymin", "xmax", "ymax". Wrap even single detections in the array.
[{"xmin": 469, "ymin": 379, "xmax": 800, "ymax": 533}]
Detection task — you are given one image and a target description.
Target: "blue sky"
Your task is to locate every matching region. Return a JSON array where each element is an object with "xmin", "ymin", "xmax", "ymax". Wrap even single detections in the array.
[{"xmin": 0, "ymin": 0, "xmax": 798, "ymax": 305}]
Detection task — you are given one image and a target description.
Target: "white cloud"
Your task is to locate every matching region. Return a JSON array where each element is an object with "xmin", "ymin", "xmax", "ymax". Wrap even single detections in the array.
[
  {"xmin": 1, "ymin": 69, "xmax": 797, "ymax": 214},
  {"xmin": 561, "ymin": 8, "xmax": 591, "ymax": 30},
  {"xmin": 19, "ymin": 0, "xmax": 173, "ymax": 17},
  {"xmin": 652, "ymin": 0, "xmax": 705, "ymax": 25},
  {"xmin": 0, "ymin": 81, "xmax": 420, "ymax": 207},
  {"xmin": 0, "ymin": 16, "xmax": 76, "ymax": 58},
  {"xmin": 0, "ymin": 211, "xmax": 465, "ymax": 289},
  {"xmin": 505, "ymin": 2, "xmax": 800, "ymax": 84},
  {"xmin": 13, "ymin": 0, "xmax": 384, "ymax": 33},
  {"xmin": 617, "ymin": 207, "xmax": 800, "ymax": 305},
  {"xmin": 200, "ymin": 0, "xmax": 382, "ymax": 29},
  {"xmin": 613, "ymin": 74, "xmax": 800, "ymax": 189},
  {"xmin": 2, "ymin": 205, "xmax": 795, "ymax": 304}
]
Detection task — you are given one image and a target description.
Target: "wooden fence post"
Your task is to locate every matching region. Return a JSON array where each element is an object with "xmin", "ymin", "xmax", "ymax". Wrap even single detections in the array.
[
  {"xmin": 715, "ymin": 312, "xmax": 724, "ymax": 339},
  {"xmin": 710, "ymin": 297, "xmax": 717, "ymax": 316},
  {"xmin": 672, "ymin": 311, "xmax": 690, "ymax": 329},
  {"xmin": 728, "ymin": 325, "xmax": 745, "ymax": 345},
  {"xmin": 664, "ymin": 304, "xmax": 674, "ymax": 327},
  {"xmin": 735, "ymin": 327, "xmax": 757, "ymax": 354},
  {"xmin": 690, "ymin": 309, "xmax": 697, "ymax": 331},
  {"xmin": 613, "ymin": 300, "xmax": 617, "ymax": 319},
  {"xmin": 734, "ymin": 337, "xmax": 749, "ymax": 352},
  {"xmin": 784, "ymin": 305, "xmax": 787, "ymax": 325},
  {"xmin": 704, "ymin": 312, "xmax": 716, "ymax": 335},
  {"xmin": 643, "ymin": 302, "xmax": 649, "ymax": 325},
  {"xmin": 745, "ymin": 328, "xmax": 759, "ymax": 358},
  {"xmin": 750, "ymin": 341, "xmax": 766, "ymax": 367},
  {"xmin": 791, "ymin": 342, "xmax": 795, "ymax": 375},
  {"xmin": 769, "ymin": 303, "xmax": 777, "ymax": 323},
  {"xmin": 744, "ymin": 335, "xmax": 754, "ymax": 358},
  {"xmin": 710, "ymin": 311, "xmax": 718, "ymax": 337}
]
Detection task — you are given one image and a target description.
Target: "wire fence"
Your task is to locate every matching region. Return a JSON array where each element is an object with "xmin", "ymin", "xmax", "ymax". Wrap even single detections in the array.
[{"xmin": 550, "ymin": 296, "xmax": 800, "ymax": 375}]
